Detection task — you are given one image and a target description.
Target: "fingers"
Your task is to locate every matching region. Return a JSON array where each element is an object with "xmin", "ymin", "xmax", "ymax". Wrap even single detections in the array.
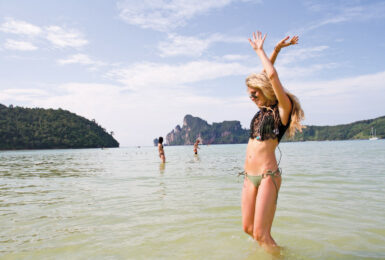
[
  {"xmin": 280, "ymin": 36, "xmax": 290, "ymax": 44},
  {"xmin": 249, "ymin": 31, "xmax": 267, "ymax": 50},
  {"xmin": 251, "ymin": 31, "xmax": 267, "ymax": 39},
  {"xmin": 253, "ymin": 31, "xmax": 265, "ymax": 41},
  {"xmin": 291, "ymin": 36, "xmax": 299, "ymax": 45},
  {"xmin": 262, "ymin": 33, "xmax": 267, "ymax": 42}
]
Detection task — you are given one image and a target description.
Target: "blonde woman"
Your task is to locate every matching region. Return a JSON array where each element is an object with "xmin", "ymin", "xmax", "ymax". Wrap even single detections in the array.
[{"xmin": 241, "ymin": 31, "xmax": 304, "ymax": 254}]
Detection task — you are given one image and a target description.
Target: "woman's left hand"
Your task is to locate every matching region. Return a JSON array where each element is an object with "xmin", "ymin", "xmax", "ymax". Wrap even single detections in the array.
[
  {"xmin": 275, "ymin": 36, "xmax": 299, "ymax": 52},
  {"xmin": 249, "ymin": 31, "xmax": 267, "ymax": 52}
]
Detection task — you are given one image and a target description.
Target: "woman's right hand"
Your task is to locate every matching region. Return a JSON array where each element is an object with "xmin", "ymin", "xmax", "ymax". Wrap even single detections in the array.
[
  {"xmin": 275, "ymin": 36, "xmax": 299, "ymax": 52},
  {"xmin": 248, "ymin": 31, "xmax": 267, "ymax": 52}
]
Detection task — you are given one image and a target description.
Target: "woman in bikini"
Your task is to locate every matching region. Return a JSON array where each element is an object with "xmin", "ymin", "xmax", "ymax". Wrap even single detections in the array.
[
  {"xmin": 242, "ymin": 31, "xmax": 304, "ymax": 254},
  {"xmin": 158, "ymin": 137, "xmax": 165, "ymax": 163}
]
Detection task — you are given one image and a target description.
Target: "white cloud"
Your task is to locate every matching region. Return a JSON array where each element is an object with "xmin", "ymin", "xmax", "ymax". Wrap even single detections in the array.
[
  {"xmin": 117, "ymin": 0, "xmax": 261, "ymax": 31},
  {"xmin": 280, "ymin": 63, "xmax": 339, "ymax": 82},
  {"xmin": 264, "ymin": 45, "xmax": 337, "ymax": 81},
  {"xmin": 158, "ymin": 34, "xmax": 212, "ymax": 57},
  {"xmin": 45, "ymin": 26, "xmax": 88, "ymax": 48},
  {"xmin": 286, "ymin": 70, "xmax": 385, "ymax": 125},
  {"xmin": 287, "ymin": 70, "xmax": 385, "ymax": 98},
  {"xmin": 0, "ymin": 88, "xmax": 48, "ymax": 101},
  {"xmin": 291, "ymin": 2, "xmax": 385, "ymax": 35},
  {"xmin": 0, "ymin": 18, "xmax": 89, "ymax": 50},
  {"xmin": 278, "ymin": 45, "xmax": 329, "ymax": 65},
  {"xmin": 4, "ymin": 39, "xmax": 38, "ymax": 51},
  {"xmin": 158, "ymin": 33, "xmax": 245, "ymax": 57},
  {"xmin": 222, "ymin": 54, "xmax": 250, "ymax": 61},
  {"xmin": 276, "ymin": 62, "xmax": 339, "ymax": 81},
  {"xmin": 57, "ymin": 53, "xmax": 106, "ymax": 69},
  {"xmin": 106, "ymin": 60, "xmax": 251, "ymax": 90},
  {"xmin": 0, "ymin": 17, "xmax": 42, "ymax": 36}
]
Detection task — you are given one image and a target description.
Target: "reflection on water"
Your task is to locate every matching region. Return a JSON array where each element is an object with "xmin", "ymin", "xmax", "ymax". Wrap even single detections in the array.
[
  {"xmin": 1, "ymin": 141, "xmax": 385, "ymax": 259},
  {"xmin": 159, "ymin": 162, "xmax": 165, "ymax": 174}
]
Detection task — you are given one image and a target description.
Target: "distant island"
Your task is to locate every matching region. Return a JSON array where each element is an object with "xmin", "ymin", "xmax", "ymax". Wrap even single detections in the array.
[
  {"xmin": 155, "ymin": 114, "xmax": 384, "ymax": 146},
  {"xmin": 0, "ymin": 104, "xmax": 119, "ymax": 150}
]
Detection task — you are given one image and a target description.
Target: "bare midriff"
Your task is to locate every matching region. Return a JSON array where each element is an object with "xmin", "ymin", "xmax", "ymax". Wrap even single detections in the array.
[{"xmin": 244, "ymin": 138, "xmax": 278, "ymax": 175}]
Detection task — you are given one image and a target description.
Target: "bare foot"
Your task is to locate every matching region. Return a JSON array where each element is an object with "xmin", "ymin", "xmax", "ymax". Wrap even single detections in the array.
[{"xmin": 261, "ymin": 243, "xmax": 284, "ymax": 258}]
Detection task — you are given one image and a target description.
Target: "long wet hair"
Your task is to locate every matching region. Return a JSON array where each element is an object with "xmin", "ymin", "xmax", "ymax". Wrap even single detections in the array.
[
  {"xmin": 245, "ymin": 72, "xmax": 305, "ymax": 137},
  {"xmin": 158, "ymin": 137, "xmax": 163, "ymax": 144}
]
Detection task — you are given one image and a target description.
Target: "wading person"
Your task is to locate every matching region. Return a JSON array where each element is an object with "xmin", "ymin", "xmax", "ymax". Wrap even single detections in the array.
[
  {"xmin": 193, "ymin": 139, "xmax": 200, "ymax": 155},
  {"xmin": 158, "ymin": 137, "xmax": 165, "ymax": 163},
  {"xmin": 241, "ymin": 31, "xmax": 304, "ymax": 254}
]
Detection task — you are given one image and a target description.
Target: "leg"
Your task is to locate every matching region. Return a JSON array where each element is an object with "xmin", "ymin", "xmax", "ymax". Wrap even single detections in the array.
[
  {"xmin": 253, "ymin": 175, "xmax": 282, "ymax": 254},
  {"xmin": 241, "ymin": 177, "xmax": 258, "ymax": 237}
]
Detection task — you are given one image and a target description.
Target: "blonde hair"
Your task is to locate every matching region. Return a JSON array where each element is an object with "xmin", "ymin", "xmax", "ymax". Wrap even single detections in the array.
[{"xmin": 245, "ymin": 72, "xmax": 305, "ymax": 137}]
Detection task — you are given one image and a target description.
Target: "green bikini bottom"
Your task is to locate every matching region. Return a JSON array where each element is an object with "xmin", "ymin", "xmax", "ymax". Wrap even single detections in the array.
[{"xmin": 240, "ymin": 168, "xmax": 281, "ymax": 203}]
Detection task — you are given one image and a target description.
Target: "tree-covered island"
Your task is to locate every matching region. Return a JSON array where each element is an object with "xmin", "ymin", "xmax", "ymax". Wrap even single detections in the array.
[{"xmin": 0, "ymin": 104, "xmax": 119, "ymax": 150}]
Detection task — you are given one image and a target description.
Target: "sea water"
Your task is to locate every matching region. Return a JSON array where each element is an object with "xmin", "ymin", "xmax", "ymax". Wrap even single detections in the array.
[{"xmin": 0, "ymin": 140, "xmax": 384, "ymax": 259}]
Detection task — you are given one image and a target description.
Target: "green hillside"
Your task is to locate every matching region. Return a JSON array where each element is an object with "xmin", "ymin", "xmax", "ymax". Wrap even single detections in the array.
[
  {"xmin": 284, "ymin": 116, "xmax": 385, "ymax": 141},
  {"xmin": 0, "ymin": 104, "xmax": 119, "ymax": 150}
]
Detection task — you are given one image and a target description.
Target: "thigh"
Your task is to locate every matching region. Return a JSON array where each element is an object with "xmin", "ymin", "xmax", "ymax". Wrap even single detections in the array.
[
  {"xmin": 253, "ymin": 176, "xmax": 281, "ymax": 232},
  {"xmin": 242, "ymin": 178, "xmax": 258, "ymax": 229}
]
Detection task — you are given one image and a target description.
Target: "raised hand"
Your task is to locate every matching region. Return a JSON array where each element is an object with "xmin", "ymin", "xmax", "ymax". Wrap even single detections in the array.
[
  {"xmin": 275, "ymin": 36, "xmax": 299, "ymax": 52},
  {"xmin": 248, "ymin": 31, "xmax": 267, "ymax": 52}
]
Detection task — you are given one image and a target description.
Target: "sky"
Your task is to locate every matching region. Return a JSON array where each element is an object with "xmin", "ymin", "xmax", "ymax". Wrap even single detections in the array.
[{"xmin": 0, "ymin": 0, "xmax": 384, "ymax": 146}]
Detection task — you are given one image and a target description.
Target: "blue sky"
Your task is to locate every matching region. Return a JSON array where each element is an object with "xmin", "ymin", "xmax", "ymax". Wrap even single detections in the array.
[{"xmin": 1, "ymin": 0, "xmax": 384, "ymax": 146}]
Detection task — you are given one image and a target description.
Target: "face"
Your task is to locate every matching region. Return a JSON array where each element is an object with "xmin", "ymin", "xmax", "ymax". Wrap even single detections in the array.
[{"xmin": 247, "ymin": 87, "xmax": 266, "ymax": 107}]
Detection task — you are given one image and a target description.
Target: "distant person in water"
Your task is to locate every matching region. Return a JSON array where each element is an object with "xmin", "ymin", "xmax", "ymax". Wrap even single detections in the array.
[
  {"xmin": 158, "ymin": 137, "xmax": 165, "ymax": 163},
  {"xmin": 193, "ymin": 139, "xmax": 200, "ymax": 155},
  {"xmin": 241, "ymin": 31, "xmax": 304, "ymax": 255}
]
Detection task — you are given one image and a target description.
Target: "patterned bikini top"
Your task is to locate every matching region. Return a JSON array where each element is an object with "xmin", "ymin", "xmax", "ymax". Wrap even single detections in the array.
[{"xmin": 249, "ymin": 103, "xmax": 290, "ymax": 143}]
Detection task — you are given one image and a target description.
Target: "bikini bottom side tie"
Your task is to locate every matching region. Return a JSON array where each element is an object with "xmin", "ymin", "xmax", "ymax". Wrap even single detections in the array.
[{"xmin": 238, "ymin": 168, "xmax": 282, "ymax": 204}]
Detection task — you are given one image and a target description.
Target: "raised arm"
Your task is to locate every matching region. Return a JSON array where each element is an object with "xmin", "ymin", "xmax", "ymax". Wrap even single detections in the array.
[
  {"xmin": 249, "ymin": 31, "xmax": 292, "ymax": 125},
  {"xmin": 268, "ymin": 36, "xmax": 298, "ymax": 66}
]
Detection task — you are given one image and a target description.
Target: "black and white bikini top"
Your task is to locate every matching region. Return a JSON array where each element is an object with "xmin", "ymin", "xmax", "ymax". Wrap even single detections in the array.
[{"xmin": 249, "ymin": 103, "xmax": 291, "ymax": 143}]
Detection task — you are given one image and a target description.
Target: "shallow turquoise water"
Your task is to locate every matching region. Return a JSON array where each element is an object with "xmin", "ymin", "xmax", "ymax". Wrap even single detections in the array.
[{"xmin": 1, "ymin": 140, "xmax": 384, "ymax": 259}]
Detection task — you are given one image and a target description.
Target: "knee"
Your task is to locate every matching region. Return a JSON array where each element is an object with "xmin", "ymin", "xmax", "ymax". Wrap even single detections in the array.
[{"xmin": 243, "ymin": 224, "xmax": 253, "ymax": 236}]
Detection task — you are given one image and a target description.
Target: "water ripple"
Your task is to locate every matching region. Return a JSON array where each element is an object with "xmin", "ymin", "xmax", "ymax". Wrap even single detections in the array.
[{"xmin": 1, "ymin": 141, "xmax": 385, "ymax": 259}]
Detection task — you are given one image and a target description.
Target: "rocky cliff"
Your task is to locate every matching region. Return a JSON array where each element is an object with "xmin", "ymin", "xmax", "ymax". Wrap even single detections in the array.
[{"xmin": 165, "ymin": 115, "xmax": 249, "ymax": 145}]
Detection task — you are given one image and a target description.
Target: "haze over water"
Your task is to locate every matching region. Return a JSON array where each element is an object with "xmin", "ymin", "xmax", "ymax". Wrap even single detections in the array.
[{"xmin": 1, "ymin": 140, "xmax": 384, "ymax": 259}]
